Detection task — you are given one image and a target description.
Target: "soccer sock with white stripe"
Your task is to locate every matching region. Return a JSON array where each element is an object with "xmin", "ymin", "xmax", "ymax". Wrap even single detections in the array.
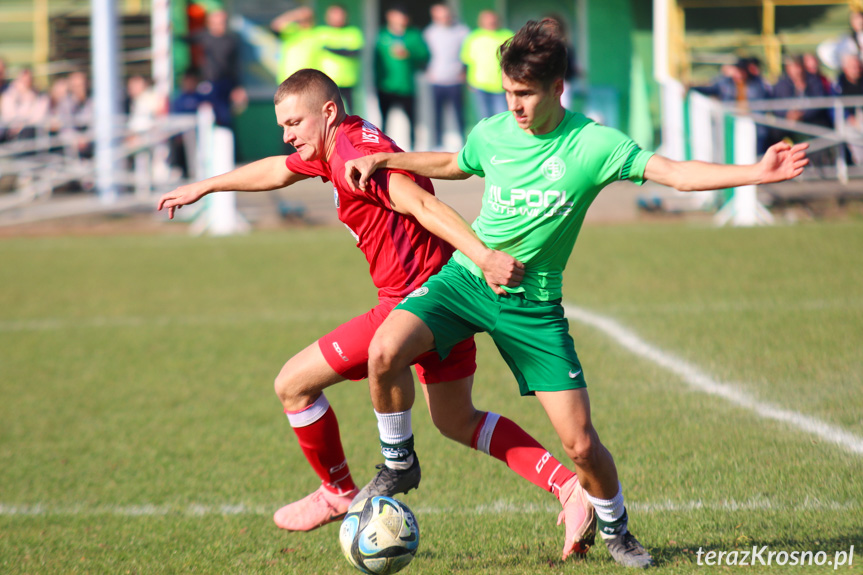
[
  {"xmin": 472, "ymin": 412, "xmax": 576, "ymax": 496},
  {"xmin": 285, "ymin": 393, "xmax": 356, "ymax": 495},
  {"xmin": 586, "ymin": 486, "xmax": 628, "ymax": 538},
  {"xmin": 376, "ymin": 409, "xmax": 415, "ymax": 470}
]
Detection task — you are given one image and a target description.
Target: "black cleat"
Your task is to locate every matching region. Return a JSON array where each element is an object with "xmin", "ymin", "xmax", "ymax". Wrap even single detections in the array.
[{"xmin": 351, "ymin": 455, "xmax": 421, "ymax": 506}]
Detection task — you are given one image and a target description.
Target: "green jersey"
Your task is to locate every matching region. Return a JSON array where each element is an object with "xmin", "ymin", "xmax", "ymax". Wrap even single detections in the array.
[{"xmin": 454, "ymin": 110, "xmax": 654, "ymax": 301}]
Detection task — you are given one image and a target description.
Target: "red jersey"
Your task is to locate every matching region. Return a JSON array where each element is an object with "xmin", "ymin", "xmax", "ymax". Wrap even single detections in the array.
[{"xmin": 284, "ymin": 115, "xmax": 454, "ymax": 299}]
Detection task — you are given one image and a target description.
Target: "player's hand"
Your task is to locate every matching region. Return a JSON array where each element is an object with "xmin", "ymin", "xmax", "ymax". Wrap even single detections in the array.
[
  {"xmin": 345, "ymin": 155, "xmax": 383, "ymax": 192},
  {"xmin": 481, "ymin": 250, "xmax": 525, "ymax": 295},
  {"xmin": 157, "ymin": 182, "xmax": 210, "ymax": 219},
  {"xmin": 759, "ymin": 141, "xmax": 809, "ymax": 184}
]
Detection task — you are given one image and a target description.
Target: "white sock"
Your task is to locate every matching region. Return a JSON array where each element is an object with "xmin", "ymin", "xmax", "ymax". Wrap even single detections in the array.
[{"xmin": 586, "ymin": 485, "xmax": 627, "ymax": 538}]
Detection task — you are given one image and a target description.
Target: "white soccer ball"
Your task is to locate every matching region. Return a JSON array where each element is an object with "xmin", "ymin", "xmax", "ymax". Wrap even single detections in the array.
[{"xmin": 339, "ymin": 496, "xmax": 420, "ymax": 575}]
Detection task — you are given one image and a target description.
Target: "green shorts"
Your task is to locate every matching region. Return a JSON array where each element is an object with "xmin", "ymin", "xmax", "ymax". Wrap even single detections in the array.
[{"xmin": 396, "ymin": 260, "xmax": 586, "ymax": 396}]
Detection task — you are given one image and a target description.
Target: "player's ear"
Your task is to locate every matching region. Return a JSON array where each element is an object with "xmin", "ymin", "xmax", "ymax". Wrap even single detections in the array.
[
  {"xmin": 552, "ymin": 77, "xmax": 564, "ymax": 98},
  {"xmin": 323, "ymin": 100, "xmax": 339, "ymax": 126}
]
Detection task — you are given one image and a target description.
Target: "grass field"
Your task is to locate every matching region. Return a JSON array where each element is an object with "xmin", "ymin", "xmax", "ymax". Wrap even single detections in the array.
[{"xmin": 1, "ymin": 221, "xmax": 862, "ymax": 574}]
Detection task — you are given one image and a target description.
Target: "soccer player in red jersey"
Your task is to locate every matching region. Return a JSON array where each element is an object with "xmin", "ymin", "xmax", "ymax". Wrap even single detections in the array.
[{"xmin": 157, "ymin": 69, "xmax": 592, "ymax": 540}]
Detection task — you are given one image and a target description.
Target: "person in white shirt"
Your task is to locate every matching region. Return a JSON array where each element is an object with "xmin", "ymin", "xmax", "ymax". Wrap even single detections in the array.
[{"xmin": 423, "ymin": 3, "xmax": 469, "ymax": 150}]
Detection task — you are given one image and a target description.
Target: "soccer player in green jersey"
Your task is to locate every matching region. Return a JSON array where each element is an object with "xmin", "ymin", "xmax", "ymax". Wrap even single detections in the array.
[{"xmin": 344, "ymin": 19, "xmax": 808, "ymax": 568}]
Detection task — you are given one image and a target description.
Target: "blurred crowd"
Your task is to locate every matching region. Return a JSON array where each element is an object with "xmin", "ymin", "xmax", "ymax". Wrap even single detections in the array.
[
  {"xmin": 0, "ymin": 2, "xmax": 522, "ymax": 160},
  {"xmin": 270, "ymin": 2, "xmax": 530, "ymax": 151},
  {"xmin": 693, "ymin": 8, "xmax": 863, "ymax": 161},
  {"xmin": 16, "ymin": 3, "xmax": 863, "ymax": 175}
]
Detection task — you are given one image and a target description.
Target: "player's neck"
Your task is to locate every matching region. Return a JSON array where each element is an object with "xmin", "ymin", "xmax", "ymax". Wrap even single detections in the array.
[
  {"xmin": 324, "ymin": 114, "xmax": 347, "ymax": 161},
  {"xmin": 525, "ymin": 106, "xmax": 566, "ymax": 136}
]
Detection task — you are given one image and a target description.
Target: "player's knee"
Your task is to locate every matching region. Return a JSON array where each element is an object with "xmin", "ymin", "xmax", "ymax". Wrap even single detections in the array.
[
  {"xmin": 563, "ymin": 432, "xmax": 599, "ymax": 467},
  {"xmin": 273, "ymin": 364, "xmax": 304, "ymax": 408},
  {"xmin": 368, "ymin": 335, "xmax": 406, "ymax": 377}
]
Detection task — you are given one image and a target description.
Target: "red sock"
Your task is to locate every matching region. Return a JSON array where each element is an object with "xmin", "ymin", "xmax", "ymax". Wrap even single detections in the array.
[
  {"xmin": 286, "ymin": 398, "xmax": 356, "ymax": 495},
  {"xmin": 472, "ymin": 412, "xmax": 575, "ymax": 497}
]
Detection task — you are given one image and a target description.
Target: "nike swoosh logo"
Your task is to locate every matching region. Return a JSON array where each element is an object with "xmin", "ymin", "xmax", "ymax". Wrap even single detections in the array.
[
  {"xmin": 569, "ymin": 369, "xmax": 582, "ymax": 379},
  {"xmin": 490, "ymin": 155, "xmax": 516, "ymax": 165}
]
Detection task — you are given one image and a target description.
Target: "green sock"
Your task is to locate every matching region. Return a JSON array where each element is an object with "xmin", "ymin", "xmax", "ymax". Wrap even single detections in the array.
[
  {"xmin": 381, "ymin": 435, "xmax": 414, "ymax": 469},
  {"xmin": 598, "ymin": 508, "xmax": 628, "ymax": 538}
]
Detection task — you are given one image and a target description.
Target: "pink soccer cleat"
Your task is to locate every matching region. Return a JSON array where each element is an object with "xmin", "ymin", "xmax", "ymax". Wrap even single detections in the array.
[
  {"xmin": 556, "ymin": 475, "xmax": 597, "ymax": 559},
  {"xmin": 273, "ymin": 485, "xmax": 359, "ymax": 532}
]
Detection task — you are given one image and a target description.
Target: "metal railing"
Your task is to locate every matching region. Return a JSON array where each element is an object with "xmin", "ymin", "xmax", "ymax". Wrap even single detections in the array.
[{"xmin": 0, "ymin": 112, "xmax": 198, "ymax": 213}]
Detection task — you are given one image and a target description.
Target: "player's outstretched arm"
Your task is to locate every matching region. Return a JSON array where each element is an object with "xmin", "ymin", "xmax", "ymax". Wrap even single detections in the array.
[
  {"xmin": 345, "ymin": 151, "xmax": 470, "ymax": 192},
  {"xmin": 157, "ymin": 156, "xmax": 308, "ymax": 219},
  {"xmin": 644, "ymin": 141, "xmax": 809, "ymax": 192},
  {"xmin": 388, "ymin": 173, "xmax": 524, "ymax": 294}
]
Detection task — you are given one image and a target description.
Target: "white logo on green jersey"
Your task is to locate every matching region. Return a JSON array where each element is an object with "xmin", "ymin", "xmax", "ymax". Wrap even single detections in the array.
[
  {"xmin": 541, "ymin": 156, "xmax": 566, "ymax": 181},
  {"xmin": 488, "ymin": 185, "xmax": 574, "ymax": 218},
  {"xmin": 490, "ymin": 155, "xmax": 517, "ymax": 165}
]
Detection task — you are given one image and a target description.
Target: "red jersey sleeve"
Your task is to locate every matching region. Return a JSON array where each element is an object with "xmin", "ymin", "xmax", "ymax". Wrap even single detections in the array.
[{"xmin": 284, "ymin": 152, "xmax": 329, "ymax": 181}]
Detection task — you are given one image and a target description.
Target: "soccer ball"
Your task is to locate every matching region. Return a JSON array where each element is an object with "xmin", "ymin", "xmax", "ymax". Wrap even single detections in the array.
[{"xmin": 339, "ymin": 496, "xmax": 420, "ymax": 574}]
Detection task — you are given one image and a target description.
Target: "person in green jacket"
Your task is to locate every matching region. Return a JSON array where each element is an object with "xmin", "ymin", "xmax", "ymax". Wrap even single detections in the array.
[
  {"xmin": 316, "ymin": 4, "xmax": 364, "ymax": 113},
  {"xmin": 461, "ymin": 10, "xmax": 513, "ymax": 119},
  {"xmin": 374, "ymin": 6, "xmax": 430, "ymax": 150}
]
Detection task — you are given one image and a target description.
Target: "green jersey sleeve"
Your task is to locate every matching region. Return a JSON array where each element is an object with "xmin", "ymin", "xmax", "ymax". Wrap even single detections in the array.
[
  {"xmin": 582, "ymin": 123, "xmax": 654, "ymax": 188},
  {"xmin": 457, "ymin": 120, "xmax": 488, "ymax": 177}
]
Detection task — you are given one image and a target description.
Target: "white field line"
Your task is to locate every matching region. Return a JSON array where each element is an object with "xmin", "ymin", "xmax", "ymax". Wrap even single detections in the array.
[
  {"xmin": 0, "ymin": 498, "xmax": 857, "ymax": 517},
  {"xmin": 564, "ymin": 304, "xmax": 863, "ymax": 456},
  {"xmin": 600, "ymin": 297, "xmax": 863, "ymax": 316}
]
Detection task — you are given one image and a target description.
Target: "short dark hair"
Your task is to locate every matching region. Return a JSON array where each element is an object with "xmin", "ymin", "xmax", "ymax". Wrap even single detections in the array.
[
  {"xmin": 274, "ymin": 68, "xmax": 344, "ymax": 113},
  {"xmin": 498, "ymin": 18, "xmax": 568, "ymax": 87}
]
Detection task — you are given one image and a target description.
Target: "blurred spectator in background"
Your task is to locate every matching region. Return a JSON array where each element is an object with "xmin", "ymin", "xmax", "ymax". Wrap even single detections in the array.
[
  {"xmin": 0, "ymin": 67, "xmax": 49, "ymax": 142},
  {"xmin": 0, "ymin": 57, "xmax": 9, "ymax": 95},
  {"xmin": 834, "ymin": 53, "xmax": 863, "ymax": 164},
  {"xmin": 170, "ymin": 69, "xmax": 207, "ymax": 177},
  {"xmin": 126, "ymin": 75, "xmax": 165, "ymax": 135},
  {"xmin": 316, "ymin": 4, "xmax": 363, "ymax": 113},
  {"xmin": 773, "ymin": 55, "xmax": 833, "ymax": 163},
  {"xmin": 743, "ymin": 57, "xmax": 772, "ymax": 100},
  {"xmin": 172, "ymin": 69, "xmax": 206, "ymax": 115},
  {"xmin": 461, "ymin": 10, "xmax": 512, "ymax": 119},
  {"xmin": 773, "ymin": 54, "xmax": 832, "ymax": 127},
  {"xmin": 375, "ymin": 6, "xmax": 429, "ymax": 150},
  {"xmin": 743, "ymin": 57, "xmax": 773, "ymax": 154},
  {"xmin": 64, "ymin": 71, "xmax": 94, "ymax": 158},
  {"xmin": 693, "ymin": 60, "xmax": 747, "ymax": 103},
  {"xmin": 694, "ymin": 57, "xmax": 771, "ymax": 103},
  {"xmin": 187, "ymin": 8, "xmax": 246, "ymax": 129},
  {"xmin": 692, "ymin": 57, "xmax": 773, "ymax": 152},
  {"xmin": 272, "ymin": 6, "xmax": 319, "ymax": 82},
  {"xmin": 817, "ymin": 10, "xmax": 863, "ymax": 72},
  {"xmin": 47, "ymin": 76, "xmax": 70, "ymax": 134},
  {"xmin": 424, "ymin": 3, "xmax": 468, "ymax": 150},
  {"xmin": 803, "ymin": 52, "xmax": 832, "ymax": 94},
  {"xmin": 546, "ymin": 14, "xmax": 578, "ymax": 109}
]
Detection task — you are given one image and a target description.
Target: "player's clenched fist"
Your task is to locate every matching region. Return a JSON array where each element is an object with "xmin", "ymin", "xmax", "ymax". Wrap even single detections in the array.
[{"xmin": 481, "ymin": 250, "xmax": 526, "ymax": 295}]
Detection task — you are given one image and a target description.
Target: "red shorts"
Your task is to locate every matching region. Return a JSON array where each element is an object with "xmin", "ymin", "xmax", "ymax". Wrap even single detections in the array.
[{"xmin": 318, "ymin": 297, "xmax": 476, "ymax": 384}]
